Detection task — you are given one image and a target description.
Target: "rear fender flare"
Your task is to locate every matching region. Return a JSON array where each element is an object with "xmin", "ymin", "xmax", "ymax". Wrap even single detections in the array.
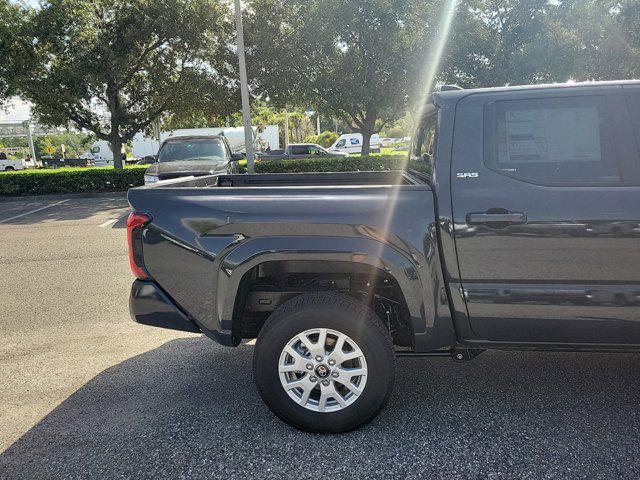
[{"xmin": 215, "ymin": 235, "xmax": 429, "ymax": 343}]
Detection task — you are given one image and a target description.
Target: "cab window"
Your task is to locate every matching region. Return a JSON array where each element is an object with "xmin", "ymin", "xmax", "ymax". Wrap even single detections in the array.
[
  {"xmin": 414, "ymin": 116, "xmax": 437, "ymax": 160},
  {"xmin": 411, "ymin": 111, "xmax": 438, "ymax": 175}
]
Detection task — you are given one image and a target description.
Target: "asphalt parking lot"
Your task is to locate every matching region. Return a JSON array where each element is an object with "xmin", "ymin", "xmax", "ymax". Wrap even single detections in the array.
[{"xmin": 1, "ymin": 193, "xmax": 639, "ymax": 479}]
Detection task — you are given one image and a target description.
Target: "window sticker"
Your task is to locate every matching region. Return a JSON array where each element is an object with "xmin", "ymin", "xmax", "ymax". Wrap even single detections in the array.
[{"xmin": 501, "ymin": 107, "xmax": 601, "ymax": 164}]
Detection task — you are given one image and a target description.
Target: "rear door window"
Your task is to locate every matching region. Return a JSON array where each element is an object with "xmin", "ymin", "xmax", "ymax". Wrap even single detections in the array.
[{"xmin": 484, "ymin": 95, "xmax": 629, "ymax": 185}]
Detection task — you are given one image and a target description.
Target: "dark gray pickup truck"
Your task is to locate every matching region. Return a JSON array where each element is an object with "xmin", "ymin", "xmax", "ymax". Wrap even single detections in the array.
[
  {"xmin": 255, "ymin": 142, "xmax": 348, "ymax": 161},
  {"xmin": 127, "ymin": 81, "xmax": 640, "ymax": 433}
]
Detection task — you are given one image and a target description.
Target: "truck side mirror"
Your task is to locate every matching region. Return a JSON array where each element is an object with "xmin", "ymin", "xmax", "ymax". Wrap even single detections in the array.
[{"xmin": 231, "ymin": 152, "xmax": 246, "ymax": 161}]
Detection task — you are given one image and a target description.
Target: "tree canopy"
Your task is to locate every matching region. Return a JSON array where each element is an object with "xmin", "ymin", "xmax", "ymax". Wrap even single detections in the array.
[
  {"xmin": 0, "ymin": 1, "xmax": 24, "ymax": 106},
  {"xmin": 247, "ymin": 0, "xmax": 640, "ymax": 149},
  {"xmin": 5, "ymin": 0, "xmax": 237, "ymax": 168},
  {"xmin": 442, "ymin": 0, "xmax": 640, "ymax": 88},
  {"xmin": 3, "ymin": 0, "xmax": 640, "ymax": 162},
  {"xmin": 246, "ymin": 0, "xmax": 440, "ymax": 154}
]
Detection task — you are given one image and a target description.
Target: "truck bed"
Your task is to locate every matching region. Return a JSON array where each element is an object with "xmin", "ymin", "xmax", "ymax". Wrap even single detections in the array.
[
  {"xmin": 127, "ymin": 168, "xmax": 435, "ymax": 351},
  {"xmin": 145, "ymin": 170, "xmax": 421, "ymax": 189}
]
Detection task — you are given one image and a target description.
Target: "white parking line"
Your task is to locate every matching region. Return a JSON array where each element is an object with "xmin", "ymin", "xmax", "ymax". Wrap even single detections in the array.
[
  {"xmin": 0, "ymin": 199, "xmax": 69, "ymax": 224},
  {"xmin": 98, "ymin": 218, "xmax": 118, "ymax": 228}
]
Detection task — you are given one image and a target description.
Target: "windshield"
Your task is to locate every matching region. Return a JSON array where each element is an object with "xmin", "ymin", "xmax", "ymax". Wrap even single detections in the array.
[{"xmin": 158, "ymin": 139, "xmax": 225, "ymax": 163}]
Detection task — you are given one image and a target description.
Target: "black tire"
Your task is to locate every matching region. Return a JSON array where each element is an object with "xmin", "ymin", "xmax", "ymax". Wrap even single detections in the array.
[
  {"xmin": 4, "ymin": 166, "xmax": 14, "ymax": 171},
  {"xmin": 253, "ymin": 292, "xmax": 395, "ymax": 433}
]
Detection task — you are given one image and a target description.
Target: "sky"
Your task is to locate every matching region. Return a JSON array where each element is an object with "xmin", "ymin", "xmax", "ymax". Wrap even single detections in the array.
[{"xmin": 0, "ymin": 98, "xmax": 32, "ymax": 123}]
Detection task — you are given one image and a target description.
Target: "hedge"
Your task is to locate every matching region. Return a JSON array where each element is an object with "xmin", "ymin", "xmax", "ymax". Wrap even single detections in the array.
[
  {"xmin": 0, "ymin": 166, "xmax": 147, "ymax": 196},
  {"xmin": 0, "ymin": 154, "xmax": 427, "ymax": 196},
  {"xmin": 251, "ymin": 153, "xmax": 420, "ymax": 173}
]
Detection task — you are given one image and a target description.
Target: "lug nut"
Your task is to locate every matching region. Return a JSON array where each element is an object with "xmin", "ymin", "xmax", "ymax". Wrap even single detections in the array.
[
  {"xmin": 332, "ymin": 372, "xmax": 339, "ymax": 378},
  {"xmin": 328, "ymin": 359, "xmax": 336, "ymax": 366},
  {"xmin": 315, "ymin": 355, "xmax": 323, "ymax": 362},
  {"xmin": 310, "ymin": 376, "xmax": 317, "ymax": 382},
  {"xmin": 306, "ymin": 363, "xmax": 313, "ymax": 370},
  {"xmin": 456, "ymin": 353, "xmax": 463, "ymax": 360},
  {"xmin": 322, "ymin": 380, "xmax": 330, "ymax": 386}
]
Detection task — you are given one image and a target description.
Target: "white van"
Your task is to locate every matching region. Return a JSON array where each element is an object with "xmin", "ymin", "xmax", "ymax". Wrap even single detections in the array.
[
  {"xmin": 328, "ymin": 133, "xmax": 381, "ymax": 154},
  {"xmin": 90, "ymin": 140, "xmax": 114, "ymax": 165}
]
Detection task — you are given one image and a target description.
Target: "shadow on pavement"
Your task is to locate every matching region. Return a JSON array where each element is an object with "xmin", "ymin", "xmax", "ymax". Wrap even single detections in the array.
[
  {"xmin": 1, "ymin": 337, "xmax": 639, "ymax": 479},
  {"xmin": 0, "ymin": 193, "xmax": 129, "ymax": 226}
]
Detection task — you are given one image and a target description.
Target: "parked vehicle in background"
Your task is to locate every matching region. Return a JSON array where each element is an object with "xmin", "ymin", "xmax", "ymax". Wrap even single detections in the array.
[
  {"xmin": 0, "ymin": 153, "xmax": 25, "ymax": 171},
  {"xmin": 41, "ymin": 157, "xmax": 94, "ymax": 168},
  {"xmin": 89, "ymin": 126, "xmax": 281, "ymax": 164},
  {"xmin": 328, "ymin": 133, "xmax": 381, "ymax": 154},
  {"xmin": 137, "ymin": 155, "xmax": 157, "ymax": 165},
  {"xmin": 143, "ymin": 135, "xmax": 242, "ymax": 185},
  {"xmin": 89, "ymin": 140, "xmax": 113, "ymax": 165},
  {"xmin": 256, "ymin": 143, "xmax": 349, "ymax": 161},
  {"xmin": 131, "ymin": 126, "xmax": 281, "ymax": 159},
  {"xmin": 127, "ymin": 80, "xmax": 640, "ymax": 434}
]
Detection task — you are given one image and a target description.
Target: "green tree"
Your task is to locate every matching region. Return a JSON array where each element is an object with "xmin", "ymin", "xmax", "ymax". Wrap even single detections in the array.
[
  {"xmin": 38, "ymin": 137, "xmax": 57, "ymax": 157},
  {"xmin": 0, "ymin": 1, "xmax": 24, "ymax": 105},
  {"xmin": 8, "ymin": 0, "xmax": 236, "ymax": 168},
  {"xmin": 552, "ymin": 0, "xmax": 640, "ymax": 81},
  {"xmin": 441, "ymin": 0, "xmax": 640, "ymax": 88},
  {"xmin": 441, "ymin": 0, "xmax": 575, "ymax": 88},
  {"xmin": 32, "ymin": 132, "xmax": 96, "ymax": 157},
  {"xmin": 246, "ymin": 0, "xmax": 439, "ymax": 155},
  {"xmin": 380, "ymin": 113, "xmax": 414, "ymax": 139},
  {"xmin": 304, "ymin": 131, "xmax": 339, "ymax": 148}
]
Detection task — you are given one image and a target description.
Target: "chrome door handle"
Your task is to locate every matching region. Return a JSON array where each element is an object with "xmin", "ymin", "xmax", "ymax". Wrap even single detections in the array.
[{"xmin": 467, "ymin": 212, "xmax": 527, "ymax": 225}]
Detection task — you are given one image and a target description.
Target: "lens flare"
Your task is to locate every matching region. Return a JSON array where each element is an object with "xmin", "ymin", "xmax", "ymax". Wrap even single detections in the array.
[
  {"xmin": 415, "ymin": 0, "xmax": 460, "ymax": 121},
  {"xmin": 364, "ymin": 0, "xmax": 460, "ymax": 327}
]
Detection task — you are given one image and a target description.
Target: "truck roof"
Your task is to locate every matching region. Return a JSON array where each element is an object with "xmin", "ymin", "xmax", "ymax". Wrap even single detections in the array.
[
  {"xmin": 432, "ymin": 79, "xmax": 640, "ymax": 108},
  {"xmin": 163, "ymin": 135, "xmax": 225, "ymax": 143}
]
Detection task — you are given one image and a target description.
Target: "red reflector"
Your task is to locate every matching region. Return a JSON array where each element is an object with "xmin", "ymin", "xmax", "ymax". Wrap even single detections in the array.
[{"xmin": 126, "ymin": 212, "xmax": 151, "ymax": 279}]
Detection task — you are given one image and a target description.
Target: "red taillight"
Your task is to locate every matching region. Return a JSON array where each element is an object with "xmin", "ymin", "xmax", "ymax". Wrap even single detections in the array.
[{"xmin": 127, "ymin": 212, "xmax": 151, "ymax": 279}]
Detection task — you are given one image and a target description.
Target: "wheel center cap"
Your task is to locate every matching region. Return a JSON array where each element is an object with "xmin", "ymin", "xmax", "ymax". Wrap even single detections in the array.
[{"xmin": 315, "ymin": 364, "xmax": 330, "ymax": 379}]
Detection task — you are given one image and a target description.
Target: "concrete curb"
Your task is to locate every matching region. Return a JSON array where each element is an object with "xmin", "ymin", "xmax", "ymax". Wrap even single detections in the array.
[{"xmin": 1, "ymin": 191, "xmax": 129, "ymax": 203}]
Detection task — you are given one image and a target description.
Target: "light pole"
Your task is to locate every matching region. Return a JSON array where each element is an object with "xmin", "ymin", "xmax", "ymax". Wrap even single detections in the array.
[
  {"xmin": 234, "ymin": 0, "xmax": 255, "ymax": 173},
  {"xmin": 22, "ymin": 120, "xmax": 37, "ymax": 165}
]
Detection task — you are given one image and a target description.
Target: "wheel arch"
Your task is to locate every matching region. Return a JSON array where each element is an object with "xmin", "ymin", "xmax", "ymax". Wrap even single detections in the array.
[{"xmin": 215, "ymin": 235, "xmax": 444, "ymax": 348}]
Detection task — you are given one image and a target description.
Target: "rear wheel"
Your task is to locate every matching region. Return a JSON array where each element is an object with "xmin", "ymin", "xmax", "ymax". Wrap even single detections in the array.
[
  {"xmin": 4, "ymin": 166, "xmax": 14, "ymax": 171},
  {"xmin": 253, "ymin": 293, "xmax": 395, "ymax": 433}
]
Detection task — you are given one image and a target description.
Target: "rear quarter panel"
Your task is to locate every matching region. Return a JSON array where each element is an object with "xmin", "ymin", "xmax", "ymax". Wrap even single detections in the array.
[{"xmin": 128, "ymin": 183, "xmax": 454, "ymax": 350}]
